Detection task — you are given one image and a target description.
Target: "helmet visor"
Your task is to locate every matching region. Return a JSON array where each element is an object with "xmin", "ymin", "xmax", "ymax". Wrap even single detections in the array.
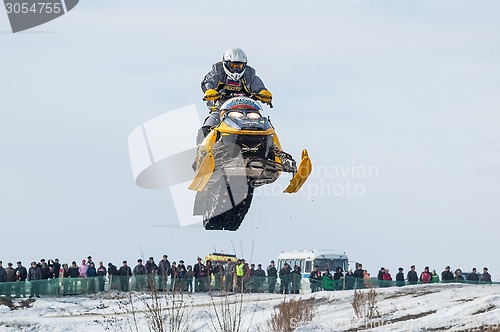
[{"xmin": 228, "ymin": 62, "xmax": 246, "ymax": 72}]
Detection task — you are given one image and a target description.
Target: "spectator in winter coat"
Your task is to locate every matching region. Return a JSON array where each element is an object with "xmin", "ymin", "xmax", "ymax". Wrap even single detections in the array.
[
  {"xmin": 205, "ymin": 260, "xmax": 214, "ymax": 291},
  {"xmin": 15, "ymin": 261, "xmax": 28, "ymax": 298},
  {"xmin": 377, "ymin": 267, "xmax": 385, "ymax": 282},
  {"xmin": 118, "ymin": 261, "xmax": 132, "ymax": 291},
  {"xmin": 353, "ymin": 264, "xmax": 365, "ymax": 289},
  {"xmin": 0, "ymin": 261, "xmax": 5, "ymax": 282},
  {"xmin": 107, "ymin": 263, "xmax": 119, "ymax": 290},
  {"xmin": 441, "ymin": 266, "xmax": 454, "ymax": 282},
  {"xmin": 248, "ymin": 263, "xmax": 256, "ymax": 292},
  {"xmin": 363, "ymin": 270, "xmax": 372, "ymax": 288},
  {"xmin": 291, "ymin": 266, "xmax": 302, "ymax": 294},
  {"xmin": 27, "ymin": 262, "xmax": 42, "ymax": 298},
  {"xmin": 333, "ymin": 267, "xmax": 344, "ymax": 290},
  {"xmin": 481, "ymin": 267, "xmax": 492, "ymax": 283},
  {"xmin": 455, "ymin": 269, "xmax": 464, "ymax": 282},
  {"xmin": 467, "ymin": 268, "xmax": 480, "ymax": 283},
  {"xmin": 145, "ymin": 257, "xmax": 158, "ymax": 290},
  {"xmin": 381, "ymin": 269, "xmax": 393, "ymax": 287},
  {"xmin": 97, "ymin": 262, "xmax": 107, "ymax": 292},
  {"xmin": 68, "ymin": 262, "xmax": 80, "ymax": 278},
  {"xmin": 79, "ymin": 259, "xmax": 88, "ymax": 278},
  {"xmin": 48, "ymin": 259, "xmax": 61, "ymax": 279},
  {"xmin": 407, "ymin": 265, "xmax": 418, "ymax": 285},
  {"xmin": 345, "ymin": 270, "xmax": 356, "ymax": 290},
  {"xmin": 158, "ymin": 255, "xmax": 171, "ymax": 291},
  {"xmin": 78, "ymin": 259, "xmax": 89, "ymax": 292},
  {"xmin": 133, "ymin": 259, "xmax": 147, "ymax": 291},
  {"xmin": 176, "ymin": 260, "xmax": 187, "ymax": 291},
  {"xmin": 213, "ymin": 261, "xmax": 224, "ymax": 291},
  {"xmin": 5, "ymin": 263, "xmax": 16, "ymax": 282},
  {"xmin": 420, "ymin": 266, "xmax": 432, "ymax": 284},
  {"xmin": 279, "ymin": 263, "xmax": 292, "ymax": 294},
  {"xmin": 431, "ymin": 270, "xmax": 440, "ymax": 283},
  {"xmin": 194, "ymin": 257, "xmax": 207, "ymax": 292},
  {"xmin": 66, "ymin": 261, "xmax": 80, "ymax": 295},
  {"xmin": 243, "ymin": 262, "xmax": 251, "ymax": 292},
  {"xmin": 0, "ymin": 261, "xmax": 5, "ymax": 296},
  {"xmin": 86, "ymin": 262, "xmax": 97, "ymax": 293},
  {"xmin": 254, "ymin": 264, "xmax": 266, "ymax": 293},
  {"xmin": 169, "ymin": 262, "xmax": 178, "ymax": 291},
  {"xmin": 39, "ymin": 259, "xmax": 51, "ymax": 280},
  {"xmin": 267, "ymin": 260, "xmax": 278, "ymax": 293},
  {"xmin": 309, "ymin": 266, "xmax": 322, "ymax": 293},
  {"xmin": 87, "ymin": 263, "xmax": 97, "ymax": 277},
  {"xmin": 396, "ymin": 268, "xmax": 405, "ymax": 287},
  {"xmin": 185, "ymin": 265, "xmax": 194, "ymax": 292},
  {"xmin": 322, "ymin": 268, "xmax": 334, "ymax": 291},
  {"xmin": 4, "ymin": 263, "xmax": 16, "ymax": 297}
]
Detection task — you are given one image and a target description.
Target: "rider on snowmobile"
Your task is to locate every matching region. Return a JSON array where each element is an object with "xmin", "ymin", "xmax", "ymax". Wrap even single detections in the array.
[{"xmin": 197, "ymin": 48, "xmax": 272, "ymax": 144}]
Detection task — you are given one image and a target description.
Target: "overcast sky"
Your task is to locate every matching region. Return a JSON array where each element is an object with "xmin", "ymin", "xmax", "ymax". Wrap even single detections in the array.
[{"xmin": 1, "ymin": 1, "xmax": 499, "ymax": 279}]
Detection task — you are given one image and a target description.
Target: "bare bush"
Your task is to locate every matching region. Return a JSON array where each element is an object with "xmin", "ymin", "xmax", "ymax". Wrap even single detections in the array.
[
  {"xmin": 268, "ymin": 298, "xmax": 316, "ymax": 332},
  {"xmin": 111, "ymin": 280, "xmax": 192, "ymax": 332},
  {"xmin": 138, "ymin": 288, "xmax": 192, "ymax": 332},
  {"xmin": 205, "ymin": 291, "xmax": 245, "ymax": 332},
  {"xmin": 352, "ymin": 289, "xmax": 380, "ymax": 320}
]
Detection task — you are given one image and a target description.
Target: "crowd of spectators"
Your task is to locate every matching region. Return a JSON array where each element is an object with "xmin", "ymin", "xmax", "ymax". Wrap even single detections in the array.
[{"xmin": 0, "ymin": 256, "xmax": 494, "ymax": 298}]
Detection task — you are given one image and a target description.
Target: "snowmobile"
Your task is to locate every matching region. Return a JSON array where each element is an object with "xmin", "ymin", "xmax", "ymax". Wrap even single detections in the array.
[{"xmin": 189, "ymin": 95, "xmax": 312, "ymax": 231}]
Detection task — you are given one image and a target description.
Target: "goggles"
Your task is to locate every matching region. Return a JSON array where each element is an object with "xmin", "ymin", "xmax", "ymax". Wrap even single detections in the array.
[{"xmin": 228, "ymin": 62, "xmax": 245, "ymax": 70}]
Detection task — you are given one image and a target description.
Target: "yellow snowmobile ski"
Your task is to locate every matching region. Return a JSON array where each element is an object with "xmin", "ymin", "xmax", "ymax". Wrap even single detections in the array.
[
  {"xmin": 188, "ymin": 150, "xmax": 214, "ymax": 191},
  {"xmin": 188, "ymin": 131, "xmax": 216, "ymax": 191},
  {"xmin": 284, "ymin": 149, "xmax": 312, "ymax": 193}
]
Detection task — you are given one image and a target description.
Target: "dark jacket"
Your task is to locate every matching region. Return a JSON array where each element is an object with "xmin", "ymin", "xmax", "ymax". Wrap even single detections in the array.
[
  {"xmin": 145, "ymin": 261, "xmax": 158, "ymax": 274},
  {"xmin": 118, "ymin": 266, "xmax": 132, "ymax": 277},
  {"xmin": 40, "ymin": 264, "xmax": 51, "ymax": 279},
  {"xmin": 15, "ymin": 266, "xmax": 28, "ymax": 281},
  {"xmin": 467, "ymin": 272, "xmax": 479, "ymax": 281},
  {"xmin": 5, "ymin": 267, "xmax": 16, "ymax": 282},
  {"xmin": 201, "ymin": 63, "xmax": 266, "ymax": 95},
  {"xmin": 158, "ymin": 259, "xmax": 171, "ymax": 276},
  {"xmin": 193, "ymin": 263, "xmax": 206, "ymax": 278},
  {"xmin": 176, "ymin": 264, "xmax": 187, "ymax": 278},
  {"xmin": 481, "ymin": 272, "xmax": 492, "ymax": 283},
  {"xmin": 87, "ymin": 266, "xmax": 97, "ymax": 277},
  {"xmin": 396, "ymin": 272, "xmax": 405, "ymax": 286},
  {"xmin": 133, "ymin": 264, "xmax": 146, "ymax": 275},
  {"xmin": 279, "ymin": 267, "xmax": 291, "ymax": 280},
  {"xmin": 107, "ymin": 264, "xmax": 119, "ymax": 276},
  {"xmin": 407, "ymin": 270, "xmax": 418, "ymax": 284},
  {"xmin": 48, "ymin": 260, "xmax": 61, "ymax": 278},
  {"xmin": 97, "ymin": 266, "xmax": 107, "ymax": 277},
  {"xmin": 309, "ymin": 270, "xmax": 322, "ymax": 282},
  {"xmin": 0, "ymin": 266, "xmax": 5, "ymax": 282},
  {"xmin": 267, "ymin": 265, "xmax": 277, "ymax": 277},
  {"xmin": 441, "ymin": 270, "xmax": 454, "ymax": 282},
  {"xmin": 28, "ymin": 266, "xmax": 42, "ymax": 281},
  {"xmin": 68, "ymin": 266, "xmax": 79, "ymax": 278},
  {"xmin": 353, "ymin": 268, "xmax": 364, "ymax": 279}
]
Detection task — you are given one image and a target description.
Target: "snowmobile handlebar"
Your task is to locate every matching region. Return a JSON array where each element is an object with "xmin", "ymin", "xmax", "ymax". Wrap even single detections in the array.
[{"xmin": 203, "ymin": 90, "xmax": 273, "ymax": 108}]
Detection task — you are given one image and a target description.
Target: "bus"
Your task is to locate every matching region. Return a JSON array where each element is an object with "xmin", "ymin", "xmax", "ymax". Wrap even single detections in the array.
[{"xmin": 277, "ymin": 249, "xmax": 349, "ymax": 277}]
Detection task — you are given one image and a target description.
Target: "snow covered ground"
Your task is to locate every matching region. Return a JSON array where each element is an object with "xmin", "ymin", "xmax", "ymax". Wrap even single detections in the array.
[{"xmin": 1, "ymin": 283, "xmax": 500, "ymax": 331}]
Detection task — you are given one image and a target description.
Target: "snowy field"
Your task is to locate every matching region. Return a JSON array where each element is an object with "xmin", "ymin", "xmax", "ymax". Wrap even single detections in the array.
[{"xmin": 1, "ymin": 283, "xmax": 500, "ymax": 331}]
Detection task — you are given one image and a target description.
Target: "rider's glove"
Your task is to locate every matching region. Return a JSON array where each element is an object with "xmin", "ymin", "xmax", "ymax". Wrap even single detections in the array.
[
  {"xmin": 203, "ymin": 89, "xmax": 220, "ymax": 101},
  {"xmin": 255, "ymin": 89, "xmax": 272, "ymax": 103}
]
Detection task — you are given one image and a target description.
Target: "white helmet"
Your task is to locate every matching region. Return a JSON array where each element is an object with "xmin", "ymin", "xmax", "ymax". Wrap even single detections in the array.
[{"xmin": 222, "ymin": 48, "xmax": 247, "ymax": 81}]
